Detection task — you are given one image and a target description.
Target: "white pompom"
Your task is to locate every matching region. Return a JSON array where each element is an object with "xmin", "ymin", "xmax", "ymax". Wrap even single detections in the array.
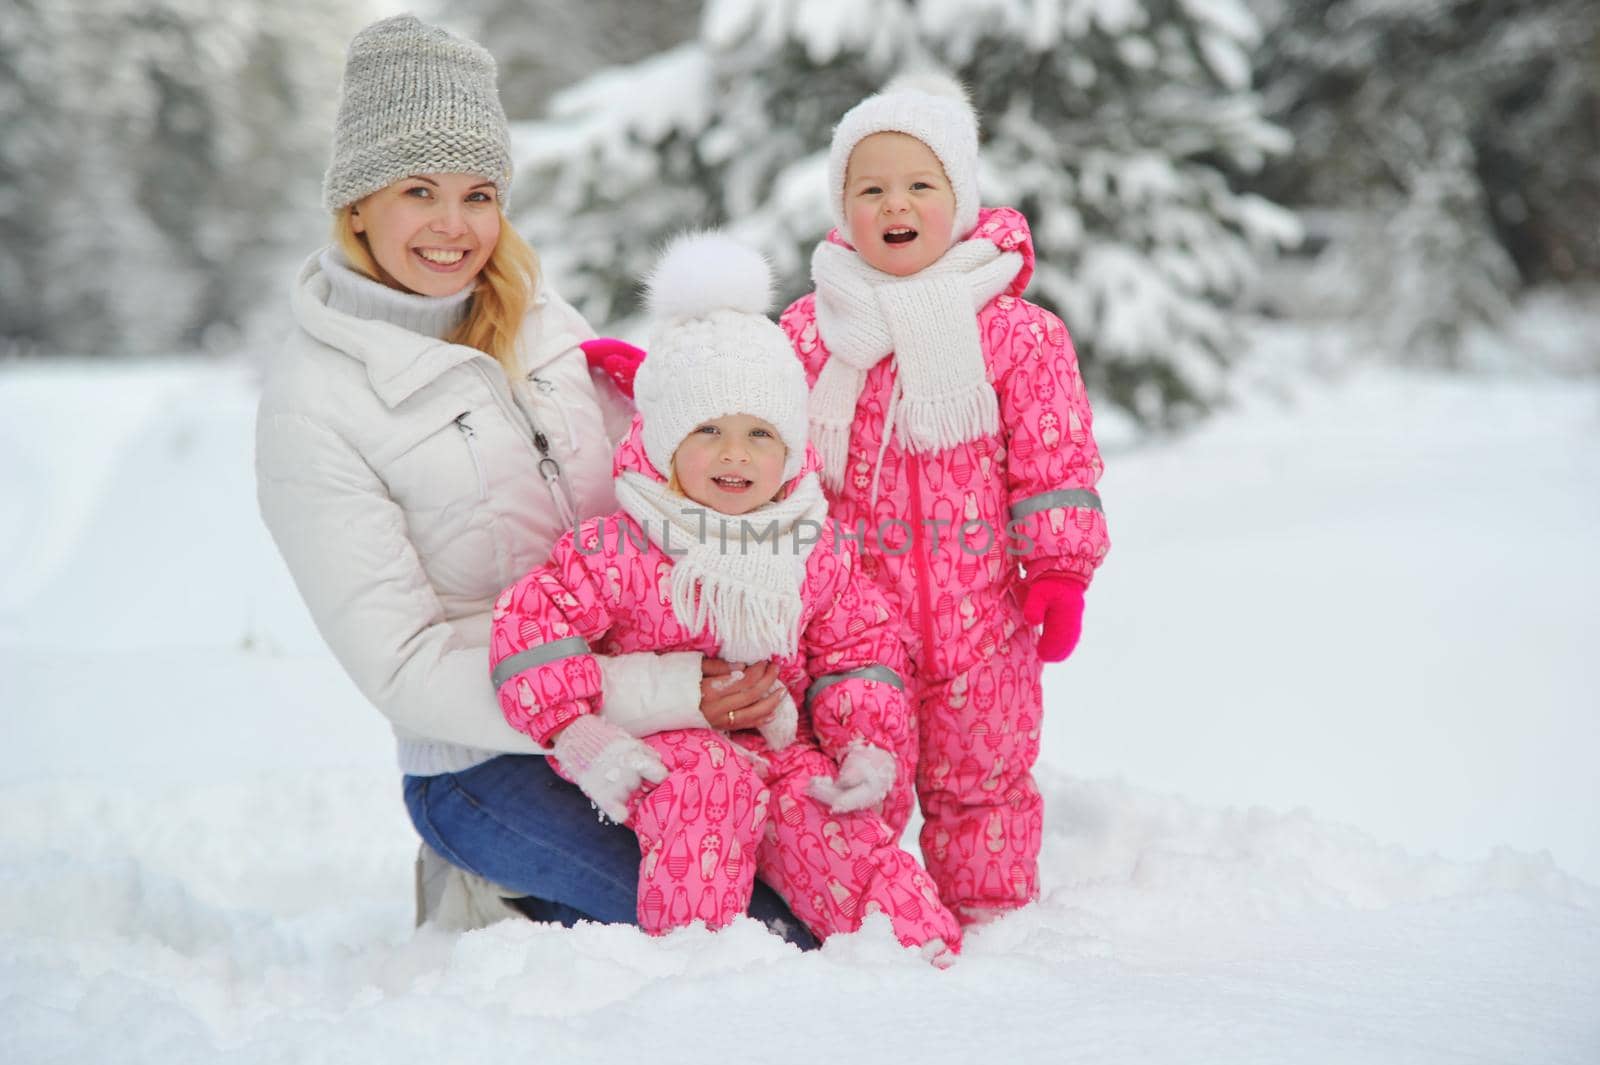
[
  {"xmin": 884, "ymin": 70, "xmax": 973, "ymax": 112},
  {"xmin": 644, "ymin": 231, "xmax": 773, "ymax": 322}
]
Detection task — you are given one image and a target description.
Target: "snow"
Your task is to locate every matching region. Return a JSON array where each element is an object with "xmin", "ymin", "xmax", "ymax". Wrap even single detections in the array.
[
  {"xmin": 1182, "ymin": 0, "xmax": 1260, "ymax": 43},
  {"xmin": 3, "ymin": 318, "xmax": 1599, "ymax": 1061},
  {"xmin": 536, "ymin": 45, "xmax": 711, "ymax": 149},
  {"xmin": 1197, "ymin": 27, "xmax": 1253, "ymax": 90}
]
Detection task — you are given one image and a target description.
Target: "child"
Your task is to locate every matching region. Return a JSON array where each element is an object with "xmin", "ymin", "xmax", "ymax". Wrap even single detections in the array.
[
  {"xmin": 780, "ymin": 77, "xmax": 1111, "ymax": 925},
  {"xmin": 489, "ymin": 233, "xmax": 960, "ymax": 955}
]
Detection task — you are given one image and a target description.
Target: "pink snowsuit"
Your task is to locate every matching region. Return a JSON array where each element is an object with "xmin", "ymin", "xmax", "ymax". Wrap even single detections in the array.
[
  {"xmin": 488, "ymin": 419, "xmax": 960, "ymax": 951},
  {"xmin": 780, "ymin": 207, "xmax": 1110, "ymax": 921}
]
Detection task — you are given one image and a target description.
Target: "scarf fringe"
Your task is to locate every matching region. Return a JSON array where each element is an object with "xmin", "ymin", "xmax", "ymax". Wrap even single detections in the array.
[
  {"xmin": 897, "ymin": 382, "xmax": 1000, "ymax": 454},
  {"xmin": 671, "ymin": 562, "xmax": 802, "ymax": 663},
  {"xmin": 614, "ymin": 469, "xmax": 828, "ymax": 663},
  {"xmin": 813, "ymin": 422, "xmax": 852, "ymax": 493},
  {"xmin": 809, "ymin": 367, "xmax": 862, "ymax": 491}
]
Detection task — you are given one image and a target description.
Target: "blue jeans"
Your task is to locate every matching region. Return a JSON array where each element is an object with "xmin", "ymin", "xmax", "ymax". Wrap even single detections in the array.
[{"xmin": 403, "ymin": 754, "xmax": 818, "ymax": 949}]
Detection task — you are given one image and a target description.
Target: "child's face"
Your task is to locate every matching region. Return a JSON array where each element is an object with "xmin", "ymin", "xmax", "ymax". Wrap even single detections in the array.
[
  {"xmin": 843, "ymin": 132, "xmax": 957, "ymax": 277},
  {"xmin": 351, "ymin": 172, "xmax": 501, "ymax": 297},
  {"xmin": 671, "ymin": 414, "xmax": 787, "ymax": 515}
]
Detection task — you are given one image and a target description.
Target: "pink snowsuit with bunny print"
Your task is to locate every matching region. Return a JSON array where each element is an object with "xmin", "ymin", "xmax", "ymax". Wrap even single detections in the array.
[
  {"xmin": 781, "ymin": 207, "xmax": 1110, "ymax": 922},
  {"xmin": 489, "ymin": 418, "xmax": 960, "ymax": 950}
]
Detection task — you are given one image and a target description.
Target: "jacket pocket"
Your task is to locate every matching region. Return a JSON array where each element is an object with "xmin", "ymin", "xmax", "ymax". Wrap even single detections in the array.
[
  {"xmin": 454, "ymin": 413, "xmax": 489, "ymax": 502},
  {"xmin": 378, "ymin": 408, "xmax": 492, "ymax": 517}
]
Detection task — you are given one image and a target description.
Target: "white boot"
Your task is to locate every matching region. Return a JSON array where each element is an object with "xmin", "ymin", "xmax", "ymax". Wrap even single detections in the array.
[{"xmin": 413, "ymin": 842, "xmax": 521, "ymax": 931}]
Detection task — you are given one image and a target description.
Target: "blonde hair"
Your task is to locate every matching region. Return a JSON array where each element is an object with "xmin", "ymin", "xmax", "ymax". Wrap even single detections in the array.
[{"xmin": 332, "ymin": 205, "xmax": 539, "ymax": 374}]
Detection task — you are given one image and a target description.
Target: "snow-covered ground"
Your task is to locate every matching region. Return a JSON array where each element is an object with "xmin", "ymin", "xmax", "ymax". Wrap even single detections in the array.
[{"xmin": 3, "ymin": 323, "xmax": 1598, "ymax": 1062}]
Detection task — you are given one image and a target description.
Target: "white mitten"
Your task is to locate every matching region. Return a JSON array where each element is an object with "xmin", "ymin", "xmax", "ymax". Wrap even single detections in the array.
[
  {"xmin": 553, "ymin": 715, "xmax": 668, "ymax": 822},
  {"xmin": 594, "ymin": 651, "xmax": 707, "ymax": 736},
  {"xmin": 757, "ymin": 688, "xmax": 798, "ymax": 751},
  {"xmin": 806, "ymin": 741, "xmax": 897, "ymax": 814}
]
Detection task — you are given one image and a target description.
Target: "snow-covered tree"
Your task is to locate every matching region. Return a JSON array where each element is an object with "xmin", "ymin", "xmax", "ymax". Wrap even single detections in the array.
[
  {"xmin": 1251, "ymin": 0, "xmax": 1599, "ymax": 365},
  {"xmin": 516, "ymin": 0, "xmax": 1298, "ymax": 426},
  {"xmin": 0, "ymin": 0, "xmax": 366, "ymax": 355},
  {"xmin": 447, "ymin": 0, "xmax": 704, "ymax": 120}
]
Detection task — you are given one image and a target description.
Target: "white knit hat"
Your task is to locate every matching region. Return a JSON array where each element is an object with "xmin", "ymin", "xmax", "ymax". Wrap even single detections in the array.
[
  {"xmin": 634, "ymin": 233, "xmax": 809, "ymax": 482},
  {"xmin": 827, "ymin": 73, "xmax": 981, "ymax": 245},
  {"xmin": 323, "ymin": 15, "xmax": 512, "ymax": 212}
]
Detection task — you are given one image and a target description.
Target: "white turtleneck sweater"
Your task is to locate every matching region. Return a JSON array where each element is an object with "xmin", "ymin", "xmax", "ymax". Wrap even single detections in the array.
[{"xmin": 319, "ymin": 247, "xmax": 475, "ymax": 341}]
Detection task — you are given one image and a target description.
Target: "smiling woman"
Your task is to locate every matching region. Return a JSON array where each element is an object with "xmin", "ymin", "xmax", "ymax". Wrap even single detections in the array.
[
  {"xmin": 254, "ymin": 14, "xmax": 811, "ymax": 944},
  {"xmin": 345, "ymin": 175, "xmax": 502, "ymax": 298}
]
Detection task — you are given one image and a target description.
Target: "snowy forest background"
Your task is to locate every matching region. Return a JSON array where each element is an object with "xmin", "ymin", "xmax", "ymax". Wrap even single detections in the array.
[
  {"xmin": 4, "ymin": 0, "xmax": 1597, "ymax": 421},
  {"xmin": 5, "ymin": 4, "xmax": 1600, "ymax": 1058}
]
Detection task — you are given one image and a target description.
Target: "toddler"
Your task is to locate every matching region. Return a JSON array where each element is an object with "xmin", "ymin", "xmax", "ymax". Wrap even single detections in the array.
[
  {"xmin": 780, "ymin": 76, "xmax": 1111, "ymax": 924},
  {"xmin": 490, "ymin": 233, "xmax": 959, "ymax": 954}
]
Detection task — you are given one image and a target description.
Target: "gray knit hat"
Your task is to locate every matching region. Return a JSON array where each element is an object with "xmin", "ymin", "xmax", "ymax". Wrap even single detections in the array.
[{"xmin": 322, "ymin": 14, "xmax": 513, "ymax": 213}]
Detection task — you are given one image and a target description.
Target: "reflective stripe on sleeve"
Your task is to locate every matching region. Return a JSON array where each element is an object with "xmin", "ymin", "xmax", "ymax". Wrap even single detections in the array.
[
  {"xmin": 804, "ymin": 664, "xmax": 904, "ymax": 709},
  {"xmin": 1010, "ymin": 488, "xmax": 1103, "ymax": 521},
  {"xmin": 490, "ymin": 635, "xmax": 591, "ymax": 690}
]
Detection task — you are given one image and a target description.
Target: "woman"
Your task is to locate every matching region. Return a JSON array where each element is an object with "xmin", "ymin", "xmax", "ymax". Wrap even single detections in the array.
[{"xmin": 255, "ymin": 14, "xmax": 808, "ymax": 942}]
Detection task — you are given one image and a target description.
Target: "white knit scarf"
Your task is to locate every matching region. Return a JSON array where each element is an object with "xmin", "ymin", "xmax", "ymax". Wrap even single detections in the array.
[
  {"xmin": 809, "ymin": 238, "xmax": 1023, "ymax": 491},
  {"xmin": 613, "ymin": 471, "xmax": 831, "ymax": 663}
]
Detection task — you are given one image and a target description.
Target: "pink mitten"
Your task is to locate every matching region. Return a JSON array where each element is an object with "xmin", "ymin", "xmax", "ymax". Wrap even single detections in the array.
[
  {"xmin": 1021, "ymin": 575, "xmax": 1086, "ymax": 662},
  {"xmin": 579, "ymin": 338, "xmax": 646, "ymax": 399}
]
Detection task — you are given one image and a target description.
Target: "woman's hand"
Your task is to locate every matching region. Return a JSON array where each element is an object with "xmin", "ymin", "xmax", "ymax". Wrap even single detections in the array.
[{"xmin": 700, "ymin": 657, "xmax": 785, "ymax": 731}]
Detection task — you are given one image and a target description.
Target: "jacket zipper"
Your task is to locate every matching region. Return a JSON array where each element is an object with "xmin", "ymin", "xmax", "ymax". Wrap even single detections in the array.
[
  {"xmin": 471, "ymin": 361, "xmax": 579, "ymax": 530},
  {"xmin": 907, "ymin": 451, "xmax": 938, "ymax": 672},
  {"xmin": 530, "ymin": 373, "xmax": 582, "ymax": 456},
  {"xmin": 454, "ymin": 413, "xmax": 489, "ymax": 501}
]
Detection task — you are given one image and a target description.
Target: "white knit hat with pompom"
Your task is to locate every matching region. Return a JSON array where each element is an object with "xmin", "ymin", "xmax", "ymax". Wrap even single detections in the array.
[
  {"xmin": 827, "ymin": 72, "xmax": 981, "ymax": 245},
  {"xmin": 634, "ymin": 232, "xmax": 810, "ymax": 482}
]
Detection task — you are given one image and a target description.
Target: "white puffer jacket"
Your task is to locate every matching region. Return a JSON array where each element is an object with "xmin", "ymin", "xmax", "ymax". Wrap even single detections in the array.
[{"xmin": 257, "ymin": 252, "xmax": 699, "ymax": 774}]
